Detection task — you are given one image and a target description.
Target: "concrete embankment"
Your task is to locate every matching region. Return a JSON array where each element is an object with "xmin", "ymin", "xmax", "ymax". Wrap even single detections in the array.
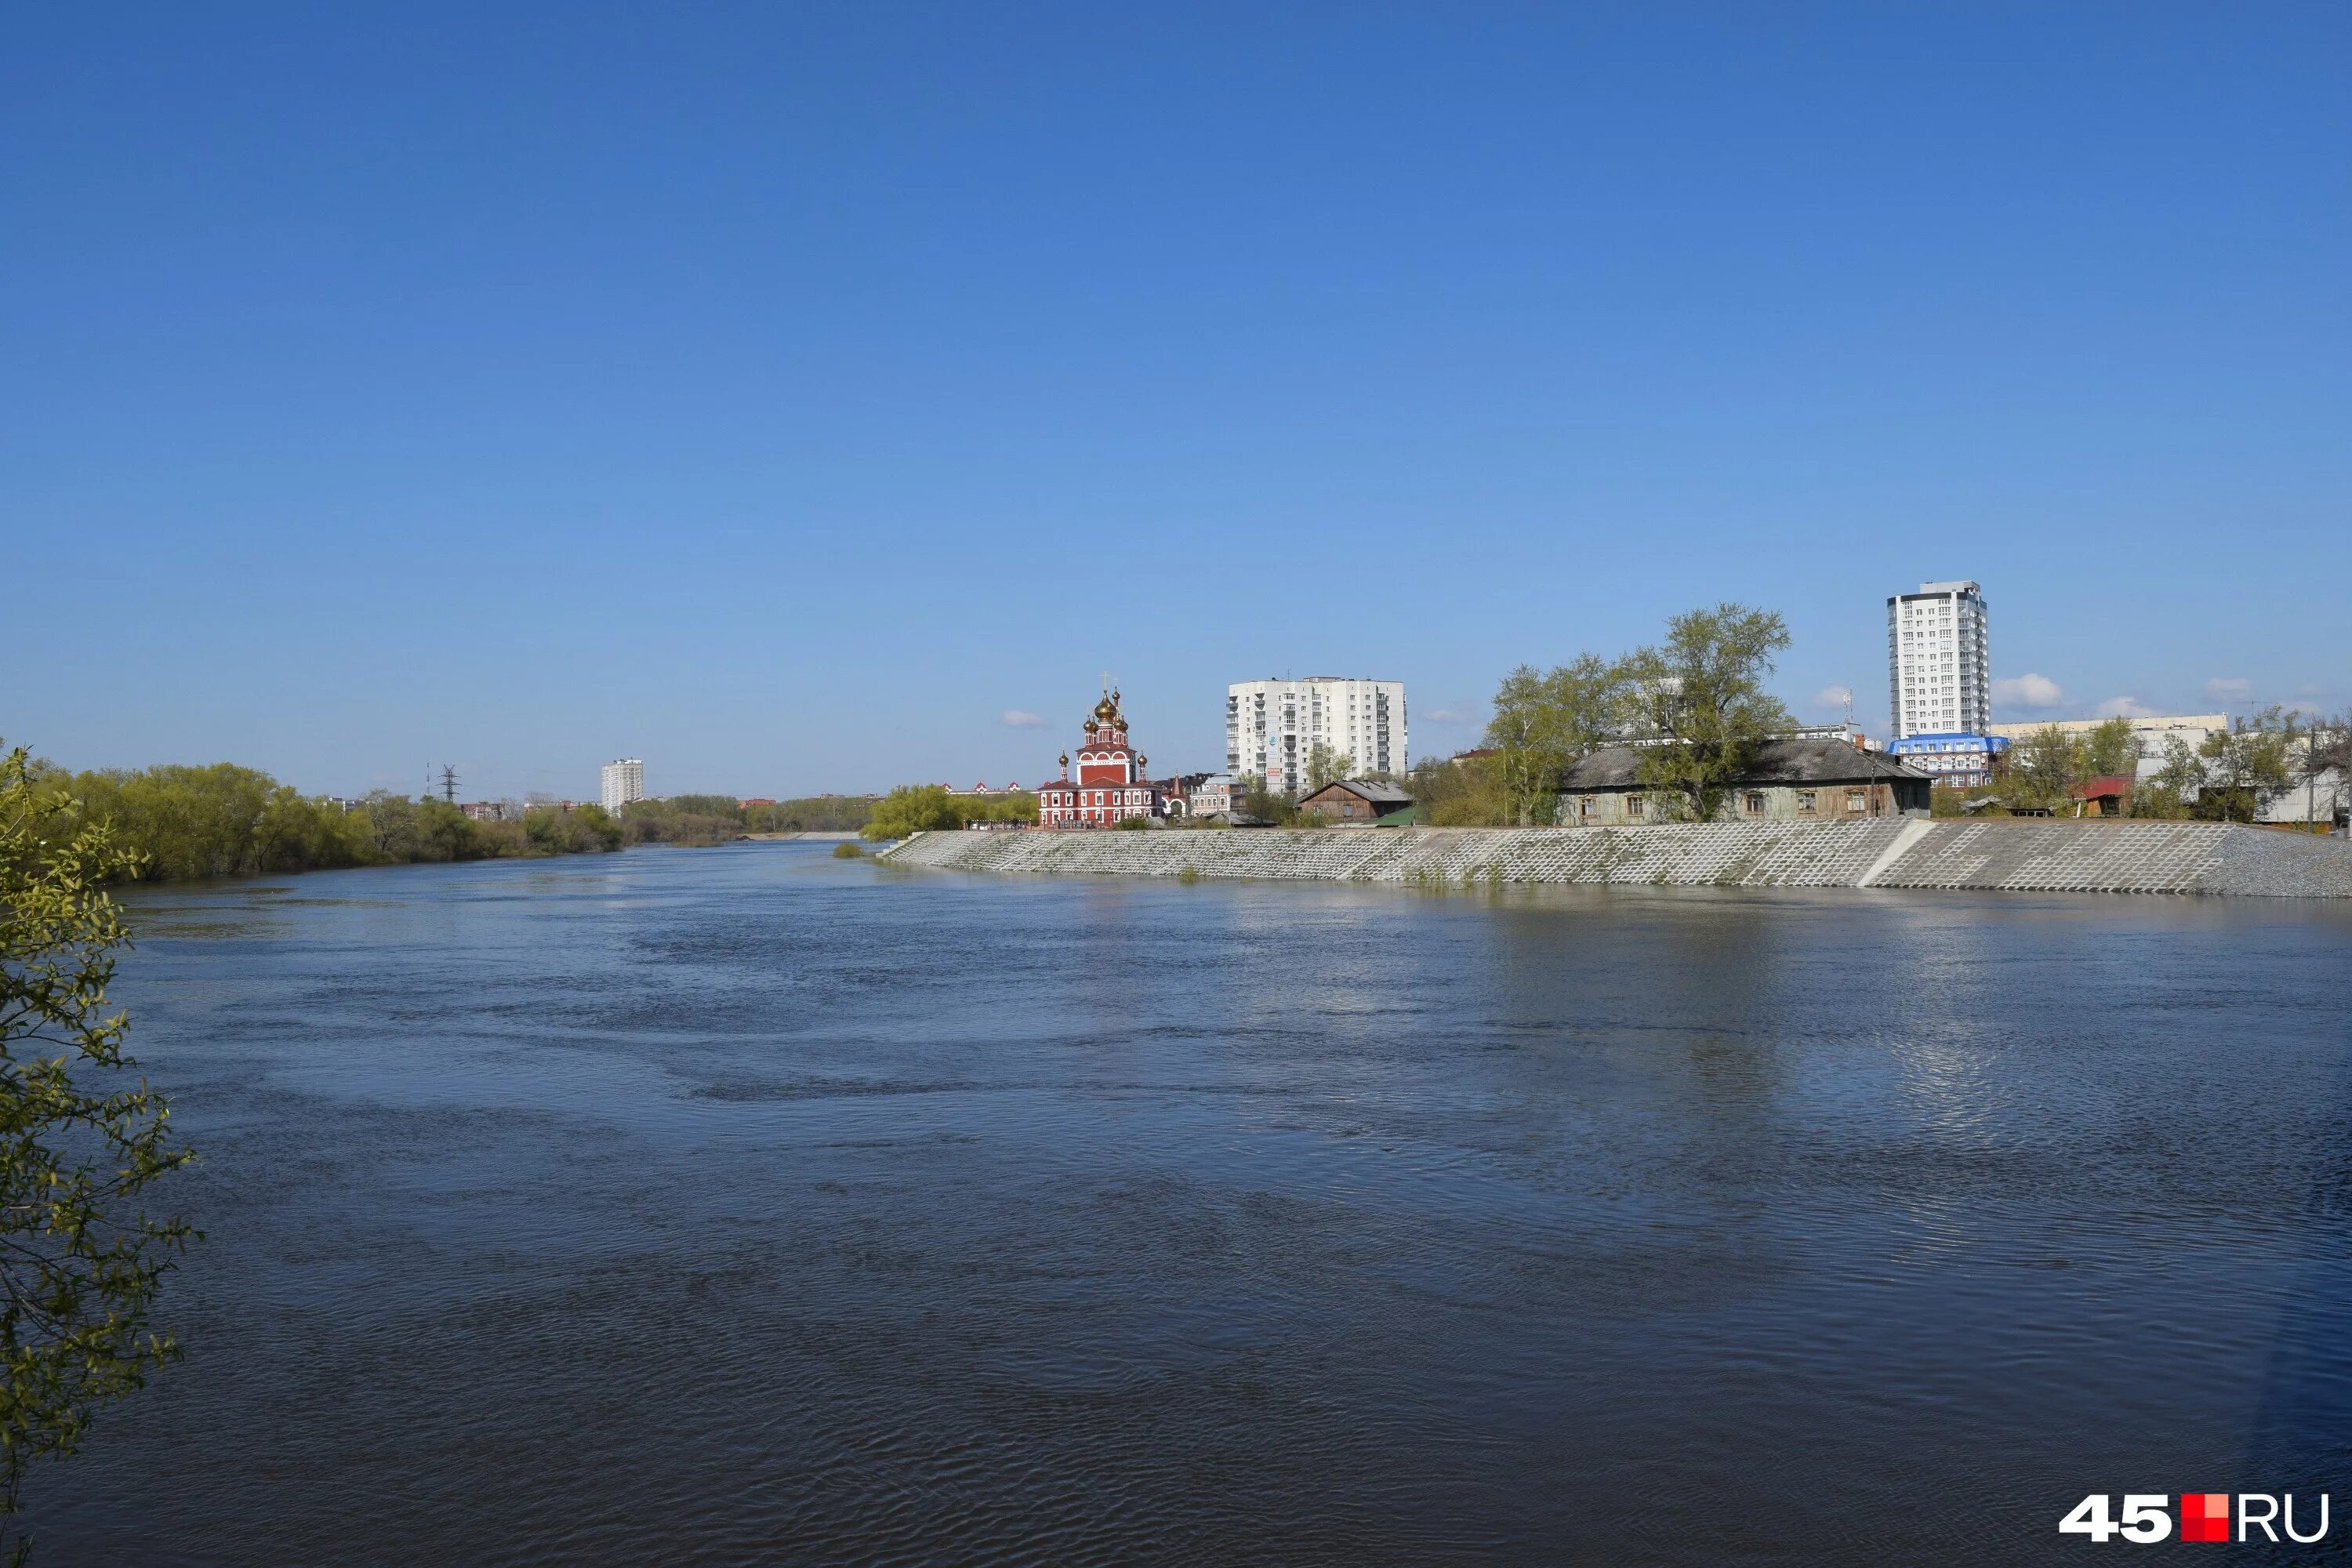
[{"xmin": 879, "ymin": 820, "xmax": 2352, "ymax": 898}]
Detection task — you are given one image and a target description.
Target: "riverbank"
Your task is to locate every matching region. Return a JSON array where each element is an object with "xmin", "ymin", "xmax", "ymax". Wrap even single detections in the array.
[{"xmin": 880, "ymin": 818, "xmax": 2352, "ymax": 898}]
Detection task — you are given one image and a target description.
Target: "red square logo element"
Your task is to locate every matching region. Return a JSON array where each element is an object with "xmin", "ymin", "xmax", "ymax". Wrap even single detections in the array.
[{"xmin": 2182, "ymin": 1493, "xmax": 2230, "ymax": 1543}]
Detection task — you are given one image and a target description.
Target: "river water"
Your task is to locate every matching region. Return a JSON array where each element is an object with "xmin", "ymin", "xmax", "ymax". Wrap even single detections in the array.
[{"xmin": 34, "ymin": 843, "xmax": 2352, "ymax": 1565}]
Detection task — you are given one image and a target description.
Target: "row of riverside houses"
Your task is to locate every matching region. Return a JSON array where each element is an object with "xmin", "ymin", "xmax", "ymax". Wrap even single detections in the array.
[
  {"xmin": 1010, "ymin": 575, "xmax": 2343, "ymax": 833},
  {"xmin": 1018, "ymin": 682, "xmax": 1933, "ymax": 832}
]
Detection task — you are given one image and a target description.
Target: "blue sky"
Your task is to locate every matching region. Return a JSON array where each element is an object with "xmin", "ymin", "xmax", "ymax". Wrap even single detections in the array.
[{"xmin": 8, "ymin": 4, "xmax": 2346, "ymax": 798}]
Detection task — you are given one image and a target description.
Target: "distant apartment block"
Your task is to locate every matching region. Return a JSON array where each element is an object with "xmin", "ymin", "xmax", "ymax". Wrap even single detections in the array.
[
  {"xmin": 601, "ymin": 757, "xmax": 646, "ymax": 812},
  {"xmin": 1227, "ymin": 677, "xmax": 1406, "ymax": 796},
  {"xmin": 1887, "ymin": 580, "xmax": 1990, "ymax": 739}
]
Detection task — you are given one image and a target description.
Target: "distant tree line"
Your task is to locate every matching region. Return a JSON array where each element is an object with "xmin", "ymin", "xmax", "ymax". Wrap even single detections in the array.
[
  {"xmin": 5, "ymin": 743, "xmax": 622, "ymax": 882},
  {"xmin": 750, "ymin": 796, "xmax": 878, "ymax": 833}
]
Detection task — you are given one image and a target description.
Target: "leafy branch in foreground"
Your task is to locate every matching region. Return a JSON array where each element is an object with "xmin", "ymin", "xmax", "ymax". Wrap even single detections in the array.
[{"xmin": 0, "ymin": 746, "xmax": 196, "ymax": 1564}]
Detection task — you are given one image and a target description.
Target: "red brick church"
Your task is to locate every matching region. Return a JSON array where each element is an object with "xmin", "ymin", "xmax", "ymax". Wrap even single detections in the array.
[{"xmin": 1036, "ymin": 687, "xmax": 1166, "ymax": 827}]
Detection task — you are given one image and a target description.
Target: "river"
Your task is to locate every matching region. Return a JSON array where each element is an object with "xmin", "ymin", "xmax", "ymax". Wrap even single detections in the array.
[{"xmin": 34, "ymin": 843, "xmax": 2352, "ymax": 1564}]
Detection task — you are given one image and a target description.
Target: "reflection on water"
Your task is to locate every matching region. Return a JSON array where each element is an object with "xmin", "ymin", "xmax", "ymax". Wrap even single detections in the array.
[{"xmin": 34, "ymin": 846, "xmax": 2352, "ymax": 1566}]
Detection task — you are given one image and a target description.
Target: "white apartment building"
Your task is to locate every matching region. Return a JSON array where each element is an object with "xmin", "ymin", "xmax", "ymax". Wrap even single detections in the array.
[
  {"xmin": 601, "ymin": 757, "xmax": 646, "ymax": 812},
  {"xmin": 1226, "ymin": 677, "xmax": 1407, "ymax": 796},
  {"xmin": 1886, "ymin": 580, "xmax": 1991, "ymax": 740}
]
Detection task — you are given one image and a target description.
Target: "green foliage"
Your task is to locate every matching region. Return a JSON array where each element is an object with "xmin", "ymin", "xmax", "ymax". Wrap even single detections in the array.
[
  {"xmin": 620, "ymin": 796, "xmax": 746, "ymax": 848},
  {"xmin": 1303, "ymin": 743, "xmax": 1355, "ymax": 794},
  {"xmin": 6, "ymin": 752, "xmax": 621, "ymax": 884},
  {"xmin": 830, "ymin": 842, "xmax": 865, "ymax": 859},
  {"xmin": 2080, "ymin": 717, "xmax": 2143, "ymax": 780},
  {"xmin": 951, "ymin": 792, "xmax": 1038, "ymax": 827},
  {"xmin": 524, "ymin": 804, "xmax": 622, "ymax": 854},
  {"xmin": 1474, "ymin": 607, "xmax": 1787, "ymax": 825},
  {"xmin": 1114, "ymin": 814, "xmax": 1154, "ymax": 831},
  {"xmin": 1484, "ymin": 653, "xmax": 1629, "ymax": 825},
  {"xmin": 2003, "ymin": 719, "xmax": 2146, "ymax": 814},
  {"xmin": 2009, "ymin": 726, "xmax": 2079, "ymax": 813},
  {"xmin": 1930, "ymin": 782, "xmax": 2005, "ymax": 818},
  {"xmin": 1234, "ymin": 774, "xmax": 1298, "ymax": 826},
  {"xmin": 2192, "ymin": 706, "xmax": 2297, "ymax": 822},
  {"xmin": 860, "ymin": 786, "xmax": 1041, "ymax": 840},
  {"xmin": 61, "ymin": 764, "xmax": 371, "ymax": 880},
  {"xmin": 745, "ymin": 797, "xmax": 877, "ymax": 834},
  {"xmin": 1407, "ymin": 753, "xmax": 1512, "ymax": 827},
  {"xmin": 1176, "ymin": 866, "xmax": 1202, "ymax": 884},
  {"xmin": 1621, "ymin": 604, "xmax": 1795, "ymax": 820},
  {"xmin": 2124, "ymin": 736, "xmax": 2202, "ymax": 820},
  {"xmin": 2003, "ymin": 711, "xmax": 2314, "ymax": 822},
  {"xmin": 0, "ymin": 748, "xmax": 196, "ymax": 1560}
]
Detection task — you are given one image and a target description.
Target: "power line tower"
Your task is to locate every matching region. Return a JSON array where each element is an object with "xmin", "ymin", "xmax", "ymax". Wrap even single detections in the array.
[{"xmin": 441, "ymin": 764, "xmax": 459, "ymax": 804}]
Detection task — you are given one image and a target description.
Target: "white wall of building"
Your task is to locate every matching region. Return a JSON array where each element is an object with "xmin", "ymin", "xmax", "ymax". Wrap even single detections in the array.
[
  {"xmin": 1886, "ymin": 580, "xmax": 1990, "ymax": 740},
  {"xmin": 1226, "ymin": 677, "xmax": 1406, "ymax": 795},
  {"xmin": 601, "ymin": 757, "xmax": 645, "ymax": 812}
]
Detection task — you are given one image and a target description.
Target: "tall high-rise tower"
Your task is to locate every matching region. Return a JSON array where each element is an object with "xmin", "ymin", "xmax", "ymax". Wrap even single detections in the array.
[
  {"xmin": 1886, "ymin": 581, "xmax": 1990, "ymax": 739},
  {"xmin": 601, "ymin": 757, "xmax": 645, "ymax": 812}
]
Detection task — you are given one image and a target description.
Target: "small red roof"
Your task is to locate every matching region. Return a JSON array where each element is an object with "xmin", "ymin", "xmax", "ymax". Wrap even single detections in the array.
[{"xmin": 2072, "ymin": 775, "xmax": 2134, "ymax": 798}]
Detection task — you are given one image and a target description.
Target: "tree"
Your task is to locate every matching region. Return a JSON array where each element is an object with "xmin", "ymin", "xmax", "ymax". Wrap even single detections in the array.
[
  {"xmin": 1303, "ymin": 744, "xmax": 1355, "ymax": 794},
  {"xmin": 358, "ymin": 790, "xmax": 422, "ymax": 861},
  {"xmin": 1485, "ymin": 666, "xmax": 1568, "ymax": 827},
  {"xmin": 1408, "ymin": 753, "xmax": 1511, "ymax": 827},
  {"xmin": 2195, "ymin": 706, "xmax": 2296, "ymax": 823},
  {"xmin": 0, "ymin": 748, "xmax": 196, "ymax": 1562},
  {"xmin": 2130, "ymin": 736, "xmax": 2203, "ymax": 819},
  {"xmin": 1620, "ymin": 604, "xmax": 1793, "ymax": 821},
  {"xmin": 2010, "ymin": 724, "xmax": 2080, "ymax": 813},
  {"xmin": 2079, "ymin": 717, "xmax": 2143, "ymax": 781},
  {"xmin": 862, "ymin": 786, "xmax": 961, "ymax": 840},
  {"xmin": 519, "ymin": 803, "xmax": 620, "ymax": 855},
  {"xmin": 1234, "ymin": 774, "xmax": 1298, "ymax": 826},
  {"xmin": 2293, "ymin": 710, "xmax": 2350, "ymax": 827},
  {"xmin": 1482, "ymin": 653, "xmax": 1635, "ymax": 826}
]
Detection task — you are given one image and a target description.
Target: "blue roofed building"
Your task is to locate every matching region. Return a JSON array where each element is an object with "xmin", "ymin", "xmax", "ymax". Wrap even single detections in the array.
[{"xmin": 1887, "ymin": 731, "xmax": 2009, "ymax": 787}]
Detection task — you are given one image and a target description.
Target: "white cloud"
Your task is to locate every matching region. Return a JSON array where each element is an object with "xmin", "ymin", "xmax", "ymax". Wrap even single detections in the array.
[
  {"xmin": 2205, "ymin": 677, "xmax": 2252, "ymax": 700},
  {"xmin": 1000, "ymin": 710, "xmax": 1050, "ymax": 729},
  {"xmin": 1992, "ymin": 673, "xmax": 2065, "ymax": 708},
  {"xmin": 1811, "ymin": 685, "xmax": 1853, "ymax": 710},
  {"xmin": 2095, "ymin": 696, "xmax": 2157, "ymax": 719}
]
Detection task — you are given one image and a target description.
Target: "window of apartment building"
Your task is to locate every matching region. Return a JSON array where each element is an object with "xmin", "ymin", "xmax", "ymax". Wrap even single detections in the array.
[
  {"xmin": 1744, "ymin": 792, "xmax": 1766, "ymax": 816},
  {"xmin": 1624, "ymin": 794, "xmax": 1645, "ymax": 818},
  {"xmin": 1578, "ymin": 797, "xmax": 1595, "ymax": 819},
  {"xmin": 1797, "ymin": 791, "xmax": 1817, "ymax": 814},
  {"xmin": 1846, "ymin": 789, "xmax": 1867, "ymax": 812}
]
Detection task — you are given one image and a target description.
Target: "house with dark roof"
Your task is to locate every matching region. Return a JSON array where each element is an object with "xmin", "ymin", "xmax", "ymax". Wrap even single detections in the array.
[
  {"xmin": 1297, "ymin": 778, "xmax": 1416, "ymax": 826},
  {"xmin": 1555, "ymin": 739, "xmax": 1931, "ymax": 826}
]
